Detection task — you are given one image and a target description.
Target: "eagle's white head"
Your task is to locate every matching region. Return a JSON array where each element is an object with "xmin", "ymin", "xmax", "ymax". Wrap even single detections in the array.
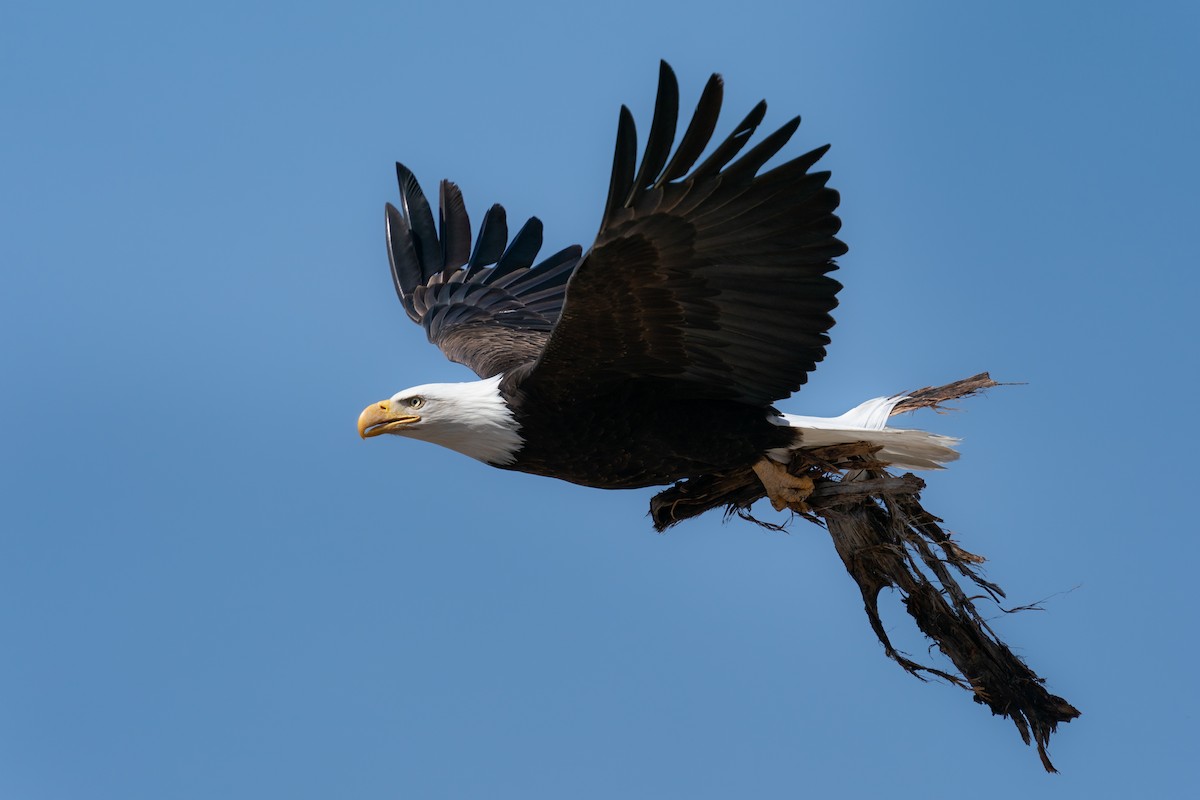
[{"xmin": 357, "ymin": 375, "xmax": 523, "ymax": 465}]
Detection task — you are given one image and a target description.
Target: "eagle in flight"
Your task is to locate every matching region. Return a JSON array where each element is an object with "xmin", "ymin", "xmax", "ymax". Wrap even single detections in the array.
[{"xmin": 358, "ymin": 62, "xmax": 957, "ymax": 514}]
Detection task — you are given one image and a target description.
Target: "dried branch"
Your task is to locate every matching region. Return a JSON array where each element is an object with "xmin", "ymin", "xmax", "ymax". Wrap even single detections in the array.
[
  {"xmin": 648, "ymin": 372, "xmax": 1079, "ymax": 771},
  {"xmin": 890, "ymin": 372, "xmax": 1005, "ymax": 415}
]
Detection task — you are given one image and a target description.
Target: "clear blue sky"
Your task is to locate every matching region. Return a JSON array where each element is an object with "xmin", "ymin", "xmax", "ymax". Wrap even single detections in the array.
[{"xmin": 3, "ymin": 1, "xmax": 1197, "ymax": 797}]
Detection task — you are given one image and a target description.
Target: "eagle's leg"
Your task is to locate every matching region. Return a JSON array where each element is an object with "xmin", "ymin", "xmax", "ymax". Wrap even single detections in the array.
[{"xmin": 752, "ymin": 457, "xmax": 814, "ymax": 512}]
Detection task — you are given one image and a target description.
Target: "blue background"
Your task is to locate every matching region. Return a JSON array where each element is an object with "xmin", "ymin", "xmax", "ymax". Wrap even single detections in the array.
[{"xmin": 4, "ymin": 1, "xmax": 1197, "ymax": 796}]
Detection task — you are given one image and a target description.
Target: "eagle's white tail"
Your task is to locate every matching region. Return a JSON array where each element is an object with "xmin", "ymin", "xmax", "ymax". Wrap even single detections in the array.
[{"xmin": 768, "ymin": 396, "xmax": 959, "ymax": 470}]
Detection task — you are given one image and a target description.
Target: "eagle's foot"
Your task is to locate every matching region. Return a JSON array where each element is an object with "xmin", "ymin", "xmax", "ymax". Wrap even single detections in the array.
[{"xmin": 752, "ymin": 458, "xmax": 814, "ymax": 512}]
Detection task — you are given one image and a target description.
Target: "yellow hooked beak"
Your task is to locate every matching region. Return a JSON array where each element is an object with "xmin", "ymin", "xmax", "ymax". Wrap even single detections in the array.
[{"xmin": 357, "ymin": 400, "xmax": 420, "ymax": 439}]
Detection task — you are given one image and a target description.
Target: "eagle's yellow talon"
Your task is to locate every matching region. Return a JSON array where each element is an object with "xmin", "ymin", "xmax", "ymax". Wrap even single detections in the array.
[{"xmin": 753, "ymin": 458, "xmax": 814, "ymax": 512}]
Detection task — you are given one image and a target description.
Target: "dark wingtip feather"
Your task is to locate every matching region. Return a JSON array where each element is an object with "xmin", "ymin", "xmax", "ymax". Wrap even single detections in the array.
[
  {"xmin": 466, "ymin": 203, "xmax": 509, "ymax": 275},
  {"xmin": 690, "ymin": 99, "xmax": 768, "ymax": 181},
  {"xmin": 601, "ymin": 106, "xmax": 638, "ymax": 226},
  {"xmin": 724, "ymin": 116, "xmax": 801, "ymax": 180},
  {"xmin": 384, "ymin": 202, "xmax": 422, "ymax": 321},
  {"xmin": 794, "ymin": 143, "xmax": 831, "ymax": 172},
  {"xmin": 439, "ymin": 180, "xmax": 472, "ymax": 273},
  {"xmin": 627, "ymin": 61, "xmax": 679, "ymax": 204},
  {"xmin": 395, "ymin": 163, "xmax": 443, "ymax": 278},
  {"xmin": 656, "ymin": 73, "xmax": 724, "ymax": 187},
  {"xmin": 488, "ymin": 217, "xmax": 544, "ymax": 282}
]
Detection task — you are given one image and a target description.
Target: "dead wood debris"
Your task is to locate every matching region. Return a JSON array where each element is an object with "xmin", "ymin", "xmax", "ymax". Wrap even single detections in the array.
[{"xmin": 648, "ymin": 372, "xmax": 1079, "ymax": 772}]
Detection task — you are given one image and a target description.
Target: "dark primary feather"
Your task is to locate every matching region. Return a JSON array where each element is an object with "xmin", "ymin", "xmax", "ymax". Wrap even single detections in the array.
[
  {"xmin": 627, "ymin": 64, "xmax": 679, "ymax": 206},
  {"xmin": 655, "ymin": 73, "xmax": 721, "ymax": 187},
  {"xmin": 466, "ymin": 204, "xmax": 509, "ymax": 274},
  {"xmin": 528, "ymin": 61, "xmax": 846, "ymax": 406},
  {"xmin": 385, "ymin": 166, "xmax": 582, "ymax": 377},
  {"xmin": 438, "ymin": 181, "xmax": 471, "ymax": 273}
]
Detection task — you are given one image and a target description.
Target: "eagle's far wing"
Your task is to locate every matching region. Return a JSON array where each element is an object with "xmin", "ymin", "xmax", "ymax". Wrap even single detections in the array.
[
  {"xmin": 526, "ymin": 62, "xmax": 846, "ymax": 406},
  {"xmin": 385, "ymin": 165, "xmax": 583, "ymax": 378}
]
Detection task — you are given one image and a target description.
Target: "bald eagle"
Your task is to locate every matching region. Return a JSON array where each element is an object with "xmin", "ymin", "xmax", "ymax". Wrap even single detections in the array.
[{"xmin": 358, "ymin": 62, "xmax": 958, "ymax": 513}]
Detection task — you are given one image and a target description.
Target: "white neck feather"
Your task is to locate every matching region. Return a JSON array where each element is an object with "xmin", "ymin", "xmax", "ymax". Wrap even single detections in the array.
[{"xmin": 390, "ymin": 375, "xmax": 523, "ymax": 466}]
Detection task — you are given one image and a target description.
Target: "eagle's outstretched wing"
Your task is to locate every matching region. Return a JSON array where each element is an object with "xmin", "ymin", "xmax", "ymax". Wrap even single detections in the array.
[
  {"xmin": 385, "ymin": 166, "xmax": 582, "ymax": 378},
  {"xmin": 526, "ymin": 62, "xmax": 846, "ymax": 406}
]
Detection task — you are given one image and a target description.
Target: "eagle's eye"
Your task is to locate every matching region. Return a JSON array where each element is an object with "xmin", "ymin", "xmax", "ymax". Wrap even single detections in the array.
[{"xmin": 408, "ymin": 397, "xmax": 424, "ymax": 409}]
